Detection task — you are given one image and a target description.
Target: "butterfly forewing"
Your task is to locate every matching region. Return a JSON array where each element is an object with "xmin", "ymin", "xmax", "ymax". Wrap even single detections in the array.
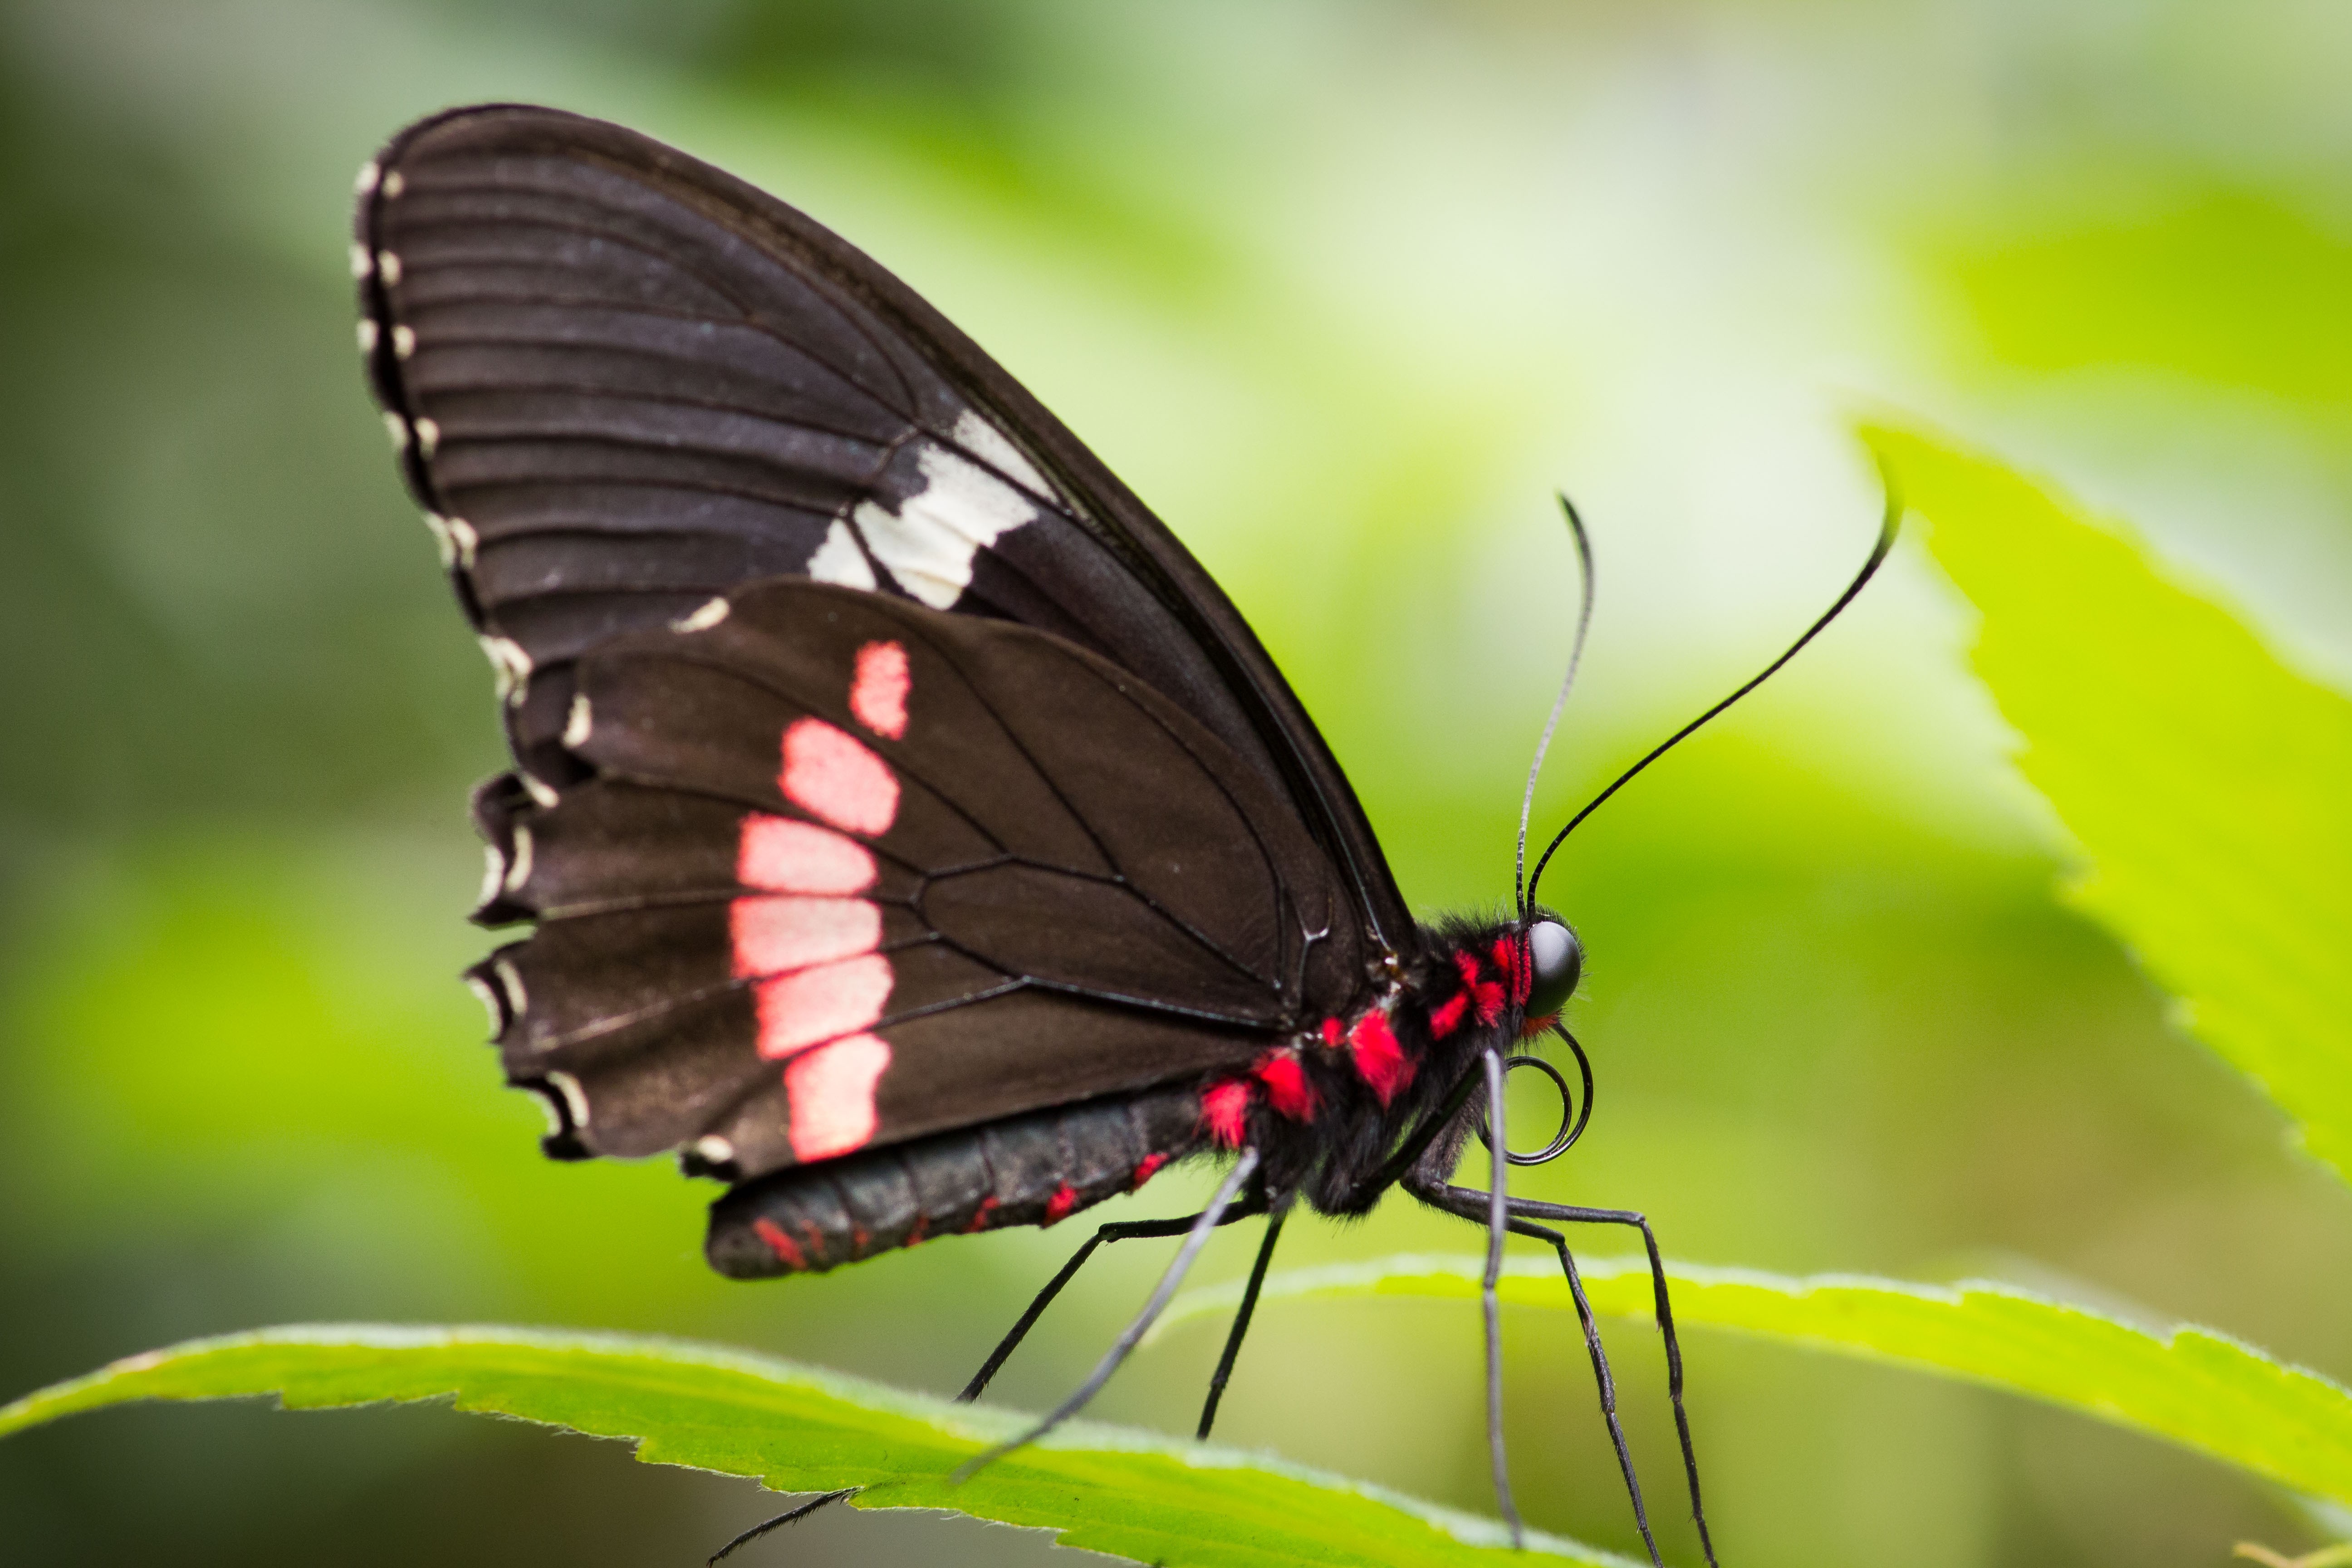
[{"xmin": 359, "ymin": 107, "xmax": 1409, "ymax": 955}]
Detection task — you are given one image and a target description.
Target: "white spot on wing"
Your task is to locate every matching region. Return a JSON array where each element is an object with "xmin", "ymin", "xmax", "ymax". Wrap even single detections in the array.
[
  {"xmin": 543, "ymin": 1069, "xmax": 591, "ymax": 1130},
  {"xmin": 382, "ymin": 170, "xmax": 405, "ymax": 199},
  {"xmin": 383, "ymin": 412, "xmax": 408, "ymax": 450},
  {"xmin": 355, "ymin": 161, "xmax": 380, "ymax": 195},
  {"xmin": 562, "ymin": 693, "xmax": 592, "ymax": 747},
  {"xmin": 356, "ymin": 318, "xmax": 378, "ymax": 353},
  {"xmin": 446, "ymin": 516, "xmax": 478, "ymax": 569},
  {"xmin": 392, "ymin": 323, "xmax": 416, "ymax": 358},
  {"xmin": 349, "ymin": 242, "xmax": 372, "ymax": 278},
  {"xmin": 689, "ymin": 1134, "xmax": 735, "ymax": 1167},
  {"xmin": 480, "ymin": 635, "xmax": 532, "ymax": 702},
  {"xmin": 376, "ymin": 250, "xmax": 402, "ymax": 284},
  {"xmin": 477, "ymin": 843, "xmax": 506, "ymax": 907},
  {"xmin": 671, "ymin": 597, "xmax": 730, "ymax": 632},
  {"xmin": 414, "ymin": 417, "xmax": 439, "ymax": 456},
  {"xmin": 806, "ymin": 519, "xmax": 877, "ymax": 590},
  {"xmin": 423, "ymin": 512, "xmax": 456, "ymax": 567},
  {"xmin": 853, "ymin": 443, "xmax": 1036, "ymax": 609},
  {"xmin": 504, "ymin": 824, "xmax": 534, "ymax": 895},
  {"xmin": 494, "ymin": 956, "xmax": 529, "ymax": 1018},
  {"xmin": 467, "ymin": 972, "xmax": 505, "ymax": 1031},
  {"xmin": 951, "ymin": 409, "xmax": 1051, "ymax": 496},
  {"xmin": 522, "ymin": 773, "xmax": 559, "ymax": 809}
]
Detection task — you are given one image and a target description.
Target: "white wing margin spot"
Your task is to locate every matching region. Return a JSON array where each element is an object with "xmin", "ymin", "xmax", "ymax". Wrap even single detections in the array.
[
  {"xmin": 950, "ymin": 408, "xmax": 1052, "ymax": 497},
  {"xmin": 853, "ymin": 438, "xmax": 1038, "ymax": 610}
]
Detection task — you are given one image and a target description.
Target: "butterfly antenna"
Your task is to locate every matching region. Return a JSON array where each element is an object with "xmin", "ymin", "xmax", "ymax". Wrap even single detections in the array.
[
  {"xmin": 1514, "ymin": 493, "xmax": 1597, "ymax": 917},
  {"xmin": 1523, "ymin": 474, "xmax": 1900, "ymax": 916}
]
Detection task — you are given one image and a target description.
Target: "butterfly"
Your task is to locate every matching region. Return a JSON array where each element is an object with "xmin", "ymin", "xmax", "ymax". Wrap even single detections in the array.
[{"xmin": 355, "ymin": 103, "xmax": 1891, "ymax": 1563}]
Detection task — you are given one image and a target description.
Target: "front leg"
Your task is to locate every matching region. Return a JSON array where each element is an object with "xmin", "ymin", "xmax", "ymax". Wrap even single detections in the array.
[{"xmin": 1405, "ymin": 1170, "xmax": 1716, "ymax": 1568}]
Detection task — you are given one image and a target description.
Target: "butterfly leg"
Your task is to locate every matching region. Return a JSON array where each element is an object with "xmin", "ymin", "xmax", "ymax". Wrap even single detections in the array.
[
  {"xmin": 958, "ymin": 1182, "xmax": 1270, "ymax": 1403},
  {"xmin": 954, "ymin": 1148, "xmax": 1262, "ymax": 1480},
  {"xmin": 1194, "ymin": 1188, "xmax": 1294, "ymax": 1440},
  {"xmin": 706, "ymin": 1486, "xmax": 858, "ymax": 1566}
]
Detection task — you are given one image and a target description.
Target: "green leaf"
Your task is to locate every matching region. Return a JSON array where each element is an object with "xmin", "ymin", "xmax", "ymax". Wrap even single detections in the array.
[
  {"xmin": 1157, "ymin": 1256, "xmax": 2352, "ymax": 1508},
  {"xmin": 0, "ymin": 1323, "xmax": 1631, "ymax": 1568},
  {"xmin": 1862, "ymin": 422, "xmax": 2352, "ymax": 1184}
]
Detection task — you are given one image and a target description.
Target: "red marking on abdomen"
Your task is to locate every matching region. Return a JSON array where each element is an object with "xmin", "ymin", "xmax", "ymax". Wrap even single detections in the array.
[
  {"xmin": 1254, "ymin": 1050, "xmax": 1317, "ymax": 1121},
  {"xmin": 730, "ymin": 895, "xmax": 880, "ymax": 978},
  {"xmin": 738, "ymin": 813, "xmax": 876, "ymax": 894},
  {"xmin": 1348, "ymin": 1008, "xmax": 1413, "ymax": 1106},
  {"xmin": 964, "ymin": 1195, "xmax": 1001, "ymax": 1234},
  {"xmin": 1131, "ymin": 1152, "xmax": 1170, "ymax": 1191},
  {"xmin": 784, "ymin": 1031, "xmax": 892, "ymax": 1161},
  {"xmin": 850, "ymin": 641, "xmax": 910, "ymax": 739},
  {"xmin": 751, "ymin": 1216, "xmax": 808, "ymax": 1271},
  {"xmin": 1200, "ymin": 1078, "xmax": 1252, "ymax": 1147},
  {"xmin": 752, "ymin": 954, "xmax": 892, "ymax": 1058},
  {"xmin": 781, "ymin": 717, "xmax": 898, "ymax": 836},
  {"xmin": 1043, "ymin": 1182, "xmax": 1080, "ymax": 1224},
  {"xmin": 902, "ymin": 1213, "xmax": 929, "ymax": 1247}
]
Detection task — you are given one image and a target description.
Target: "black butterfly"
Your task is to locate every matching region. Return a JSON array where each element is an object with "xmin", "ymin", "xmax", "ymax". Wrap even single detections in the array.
[{"xmin": 355, "ymin": 103, "xmax": 1891, "ymax": 1563}]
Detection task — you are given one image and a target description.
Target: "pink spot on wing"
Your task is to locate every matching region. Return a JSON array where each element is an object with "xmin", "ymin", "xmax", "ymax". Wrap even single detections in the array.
[
  {"xmin": 730, "ymin": 895, "xmax": 881, "ymax": 978},
  {"xmin": 780, "ymin": 717, "xmax": 898, "ymax": 837},
  {"xmin": 850, "ymin": 641, "xmax": 910, "ymax": 739},
  {"xmin": 751, "ymin": 953, "xmax": 892, "ymax": 1058},
  {"xmin": 785, "ymin": 1032, "xmax": 891, "ymax": 1161},
  {"xmin": 737, "ymin": 813, "xmax": 875, "ymax": 894}
]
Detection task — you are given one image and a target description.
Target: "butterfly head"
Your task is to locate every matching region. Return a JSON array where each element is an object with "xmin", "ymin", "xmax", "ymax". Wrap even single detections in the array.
[{"xmin": 1519, "ymin": 914, "xmax": 1581, "ymax": 1035}]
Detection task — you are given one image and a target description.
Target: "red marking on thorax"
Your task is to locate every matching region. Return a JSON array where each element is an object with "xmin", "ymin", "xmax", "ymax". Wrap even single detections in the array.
[
  {"xmin": 850, "ymin": 641, "xmax": 910, "ymax": 739},
  {"xmin": 1319, "ymin": 1017, "xmax": 1344, "ymax": 1048},
  {"xmin": 781, "ymin": 718, "xmax": 898, "ymax": 836},
  {"xmin": 751, "ymin": 956, "xmax": 892, "ymax": 1058},
  {"xmin": 1493, "ymin": 936, "xmax": 1532, "ymax": 1005},
  {"xmin": 1131, "ymin": 1152, "xmax": 1170, "ymax": 1190},
  {"xmin": 784, "ymin": 1032, "xmax": 891, "ymax": 1161},
  {"xmin": 1253, "ymin": 1050, "xmax": 1317, "ymax": 1121},
  {"xmin": 729, "ymin": 895, "xmax": 880, "ymax": 978},
  {"xmin": 1043, "ymin": 1183, "xmax": 1080, "ymax": 1224},
  {"xmin": 738, "ymin": 814, "xmax": 876, "ymax": 894},
  {"xmin": 751, "ymin": 1217, "xmax": 807, "ymax": 1271},
  {"xmin": 1347, "ymin": 1008, "xmax": 1413, "ymax": 1106},
  {"xmin": 1427, "ymin": 991, "xmax": 1470, "ymax": 1039},
  {"xmin": 1454, "ymin": 950, "xmax": 1505, "ymax": 1026},
  {"xmin": 1200, "ymin": 1078, "xmax": 1252, "ymax": 1146}
]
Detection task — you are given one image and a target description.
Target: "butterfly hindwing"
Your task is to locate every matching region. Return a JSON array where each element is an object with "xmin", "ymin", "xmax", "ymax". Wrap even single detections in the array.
[
  {"xmin": 474, "ymin": 580, "xmax": 1368, "ymax": 1181},
  {"xmin": 358, "ymin": 104, "xmax": 1410, "ymax": 951}
]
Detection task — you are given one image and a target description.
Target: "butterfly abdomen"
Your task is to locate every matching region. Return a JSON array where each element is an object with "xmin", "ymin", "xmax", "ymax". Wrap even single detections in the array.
[{"xmin": 704, "ymin": 1084, "xmax": 1209, "ymax": 1278}]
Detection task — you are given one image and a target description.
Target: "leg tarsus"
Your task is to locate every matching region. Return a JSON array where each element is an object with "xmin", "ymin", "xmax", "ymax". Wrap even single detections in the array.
[
  {"xmin": 1196, "ymin": 1194, "xmax": 1292, "ymax": 1441},
  {"xmin": 707, "ymin": 1487, "xmax": 858, "ymax": 1566}
]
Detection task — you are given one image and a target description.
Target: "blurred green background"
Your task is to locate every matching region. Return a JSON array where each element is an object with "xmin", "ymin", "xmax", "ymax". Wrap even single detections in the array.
[{"xmin": 4, "ymin": 2, "xmax": 2349, "ymax": 1565}]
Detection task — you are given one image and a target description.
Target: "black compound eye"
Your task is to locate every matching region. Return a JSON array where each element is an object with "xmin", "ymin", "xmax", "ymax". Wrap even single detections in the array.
[{"xmin": 1524, "ymin": 918, "xmax": 1581, "ymax": 1022}]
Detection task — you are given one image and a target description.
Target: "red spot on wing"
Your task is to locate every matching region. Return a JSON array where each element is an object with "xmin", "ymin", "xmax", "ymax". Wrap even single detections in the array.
[
  {"xmin": 1200, "ymin": 1079, "xmax": 1253, "ymax": 1147},
  {"xmin": 751, "ymin": 1217, "xmax": 807, "ymax": 1271},
  {"xmin": 1131, "ymin": 1152, "xmax": 1170, "ymax": 1191},
  {"xmin": 784, "ymin": 1031, "xmax": 892, "ymax": 1161},
  {"xmin": 738, "ymin": 814, "xmax": 876, "ymax": 894},
  {"xmin": 1254, "ymin": 1050, "xmax": 1317, "ymax": 1121},
  {"xmin": 729, "ymin": 895, "xmax": 880, "ymax": 978},
  {"xmin": 1348, "ymin": 1008, "xmax": 1414, "ymax": 1107},
  {"xmin": 752, "ymin": 955, "xmax": 892, "ymax": 1058},
  {"xmin": 849, "ymin": 641, "xmax": 910, "ymax": 739},
  {"xmin": 781, "ymin": 717, "xmax": 898, "ymax": 836},
  {"xmin": 1043, "ymin": 1183, "xmax": 1080, "ymax": 1224}
]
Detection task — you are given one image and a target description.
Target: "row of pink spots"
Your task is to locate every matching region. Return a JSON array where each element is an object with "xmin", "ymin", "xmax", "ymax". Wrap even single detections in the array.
[{"xmin": 730, "ymin": 640, "xmax": 911, "ymax": 1162}]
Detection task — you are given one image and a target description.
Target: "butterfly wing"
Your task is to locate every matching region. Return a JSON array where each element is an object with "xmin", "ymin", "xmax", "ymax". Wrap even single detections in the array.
[
  {"xmin": 356, "ymin": 103, "xmax": 1409, "ymax": 952},
  {"xmin": 475, "ymin": 578, "xmax": 1365, "ymax": 1180}
]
